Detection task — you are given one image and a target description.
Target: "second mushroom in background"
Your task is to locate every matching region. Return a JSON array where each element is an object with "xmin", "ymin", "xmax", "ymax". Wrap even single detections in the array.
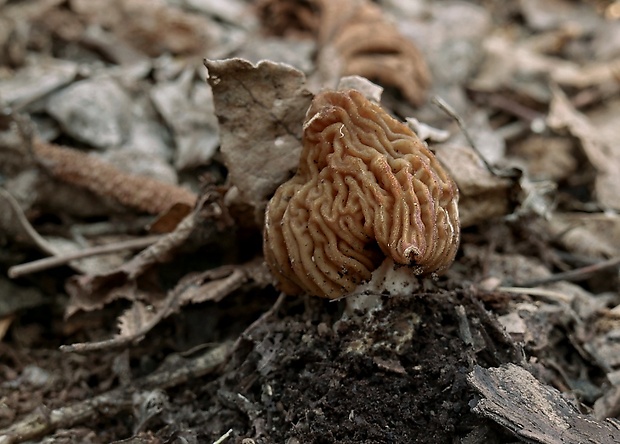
[{"xmin": 263, "ymin": 89, "xmax": 460, "ymax": 299}]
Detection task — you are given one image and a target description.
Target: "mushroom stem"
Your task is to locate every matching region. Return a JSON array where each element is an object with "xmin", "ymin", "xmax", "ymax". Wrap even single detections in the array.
[{"xmin": 343, "ymin": 257, "xmax": 422, "ymax": 316}]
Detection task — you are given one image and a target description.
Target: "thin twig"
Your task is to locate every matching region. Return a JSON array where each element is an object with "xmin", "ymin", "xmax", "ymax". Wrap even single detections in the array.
[
  {"xmin": 8, "ymin": 235, "xmax": 164, "ymax": 278},
  {"xmin": 431, "ymin": 96, "xmax": 518, "ymax": 179},
  {"xmin": 212, "ymin": 429, "xmax": 233, "ymax": 444},
  {"xmin": 233, "ymin": 292, "xmax": 287, "ymax": 350},
  {"xmin": 496, "ymin": 286, "xmax": 573, "ymax": 304},
  {"xmin": 0, "ymin": 188, "xmax": 55, "ymax": 255},
  {"xmin": 512, "ymin": 256, "xmax": 620, "ymax": 287},
  {"xmin": 60, "ymin": 261, "xmax": 259, "ymax": 353},
  {"xmin": 60, "ymin": 267, "xmax": 227, "ymax": 353}
]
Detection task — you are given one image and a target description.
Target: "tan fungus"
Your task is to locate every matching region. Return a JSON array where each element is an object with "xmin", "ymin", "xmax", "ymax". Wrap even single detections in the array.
[{"xmin": 263, "ymin": 90, "xmax": 460, "ymax": 299}]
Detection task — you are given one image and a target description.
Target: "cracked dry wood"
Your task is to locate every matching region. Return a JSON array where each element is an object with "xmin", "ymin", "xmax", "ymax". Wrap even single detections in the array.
[{"xmin": 468, "ymin": 364, "xmax": 620, "ymax": 444}]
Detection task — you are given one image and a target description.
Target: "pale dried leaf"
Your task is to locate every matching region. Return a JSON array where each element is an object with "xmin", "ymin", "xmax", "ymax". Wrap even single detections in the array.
[
  {"xmin": 205, "ymin": 58, "xmax": 313, "ymax": 224},
  {"xmin": 519, "ymin": 0, "xmax": 600, "ymax": 32},
  {"xmin": 46, "ymin": 77, "xmax": 133, "ymax": 149},
  {"xmin": 434, "ymin": 144, "xmax": 512, "ymax": 227},
  {"xmin": 545, "ymin": 213, "xmax": 620, "ymax": 259},
  {"xmin": 117, "ymin": 300, "xmax": 158, "ymax": 339},
  {"xmin": 547, "ymin": 86, "xmax": 620, "ymax": 210},
  {"xmin": 71, "ymin": 0, "xmax": 213, "ymax": 57},
  {"xmin": 180, "ymin": 268, "xmax": 246, "ymax": 304},
  {"xmin": 237, "ymin": 37, "xmax": 316, "ymax": 74},
  {"xmin": 463, "ymin": 244, "xmax": 552, "ymax": 285},
  {"xmin": 471, "ymin": 32, "xmax": 619, "ymax": 100},
  {"xmin": 150, "ymin": 68, "xmax": 219, "ymax": 169},
  {"xmin": 0, "ymin": 58, "xmax": 77, "ymax": 108}
]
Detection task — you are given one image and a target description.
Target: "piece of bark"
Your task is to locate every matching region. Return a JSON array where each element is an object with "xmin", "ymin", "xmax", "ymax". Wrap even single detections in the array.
[{"xmin": 468, "ymin": 364, "xmax": 620, "ymax": 443}]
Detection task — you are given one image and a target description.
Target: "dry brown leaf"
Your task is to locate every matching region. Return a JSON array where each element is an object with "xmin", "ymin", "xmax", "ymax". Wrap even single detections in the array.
[
  {"xmin": 471, "ymin": 31, "xmax": 620, "ymax": 100},
  {"xmin": 117, "ymin": 300, "xmax": 158, "ymax": 339},
  {"xmin": 64, "ymin": 200, "xmax": 199, "ymax": 316},
  {"xmin": 0, "ymin": 277, "xmax": 46, "ymax": 318},
  {"xmin": 545, "ymin": 213, "xmax": 620, "ymax": 259},
  {"xmin": 63, "ymin": 189, "xmax": 234, "ymax": 317},
  {"xmin": 257, "ymin": 0, "xmax": 430, "ymax": 107},
  {"xmin": 547, "ymin": 86, "xmax": 620, "ymax": 210},
  {"xmin": 70, "ymin": 0, "xmax": 212, "ymax": 57},
  {"xmin": 0, "ymin": 315, "xmax": 13, "ymax": 342},
  {"xmin": 205, "ymin": 58, "xmax": 313, "ymax": 225},
  {"xmin": 434, "ymin": 145, "xmax": 512, "ymax": 228},
  {"xmin": 63, "ymin": 260, "xmax": 269, "ymax": 351},
  {"xmin": 34, "ymin": 140, "xmax": 197, "ymax": 215},
  {"xmin": 255, "ymin": 0, "xmax": 319, "ymax": 38},
  {"xmin": 509, "ymin": 135, "xmax": 577, "ymax": 182},
  {"xmin": 314, "ymin": 0, "xmax": 430, "ymax": 106},
  {"xmin": 179, "ymin": 267, "xmax": 247, "ymax": 305}
]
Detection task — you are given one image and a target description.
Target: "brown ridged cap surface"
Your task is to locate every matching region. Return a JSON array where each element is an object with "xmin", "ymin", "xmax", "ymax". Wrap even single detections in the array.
[{"xmin": 263, "ymin": 89, "xmax": 460, "ymax": 298}]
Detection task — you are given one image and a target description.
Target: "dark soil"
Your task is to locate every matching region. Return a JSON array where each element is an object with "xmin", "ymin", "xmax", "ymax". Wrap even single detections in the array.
[{"xmin": 168, "ymin": 290, "xmax": 522, "ymax": 443}]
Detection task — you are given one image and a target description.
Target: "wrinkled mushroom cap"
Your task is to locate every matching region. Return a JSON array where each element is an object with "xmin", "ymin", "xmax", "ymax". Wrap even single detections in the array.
[{"xmin": 263, "ymin": 89, "xmax": 459, "ymax": 298}]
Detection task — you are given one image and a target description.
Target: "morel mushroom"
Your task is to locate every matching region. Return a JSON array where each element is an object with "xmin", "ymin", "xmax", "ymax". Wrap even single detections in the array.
[{"xmin": 263, "ymin": 89, "xmax": 459, "ymax": 299}]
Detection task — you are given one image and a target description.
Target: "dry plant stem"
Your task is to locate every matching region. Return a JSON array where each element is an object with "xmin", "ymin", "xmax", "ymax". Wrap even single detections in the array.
[
  {"xmin": 0, "ymin": 341, "xmax": 232, "ymax": 444},
  {"xmin": 212, "ymin": 429, "xmax": 233, "ymax": 444},
  {"xmin": 8, "ymin": 235, "xmax": 164, "ymax": 278},
  {"xmin": 0, "ymin": 188, "xmax": 56, "ymax": 255},
  {"xmin": 233, "ymin": 292, "xmax": 287, "ymax": 351},
  {"xmin": 34, "ymin": 140, "xmax": 197, "ymax": 214},
  {"xmin": 512, "ymin": 256, "xmax": 620, "ymax": 288},
  {"xmin": 61, "ymin": 265, "xmax": 246, "ymax": 353},
  {"xmin": 431, "ymin": 96, "xmax": 517, "ymax": 179},
  {"xmin": 496, "ymin": 286, "xmax": 572, "ymax": 304},
  {"xmin": 487, "ymin": 94, "xmax": 544, "ymax": 123}
]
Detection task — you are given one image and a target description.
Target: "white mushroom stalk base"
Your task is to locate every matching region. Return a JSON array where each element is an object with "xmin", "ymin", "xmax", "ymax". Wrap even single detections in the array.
[{"xmin": 344, "ymin": 258, "xmax": 422, "ymax": 316}]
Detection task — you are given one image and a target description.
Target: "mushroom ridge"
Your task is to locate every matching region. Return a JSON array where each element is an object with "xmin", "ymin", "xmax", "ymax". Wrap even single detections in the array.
[{"xmin": 263, "ymin": 89, "xmax": 460, "ymax": 299}]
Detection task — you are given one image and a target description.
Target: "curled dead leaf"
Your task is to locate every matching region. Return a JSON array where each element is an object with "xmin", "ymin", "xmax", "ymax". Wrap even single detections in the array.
[
  {"xmin": 34, "ymin": 140, "xmax": 197, "ymax": 215},
  {"xmin": 257, "ymin": 0, "xmax": 430, "ymax": 106},
  {"xmin": 205, "ymin": 58, "xmax": 313, "ymax": 225}
]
